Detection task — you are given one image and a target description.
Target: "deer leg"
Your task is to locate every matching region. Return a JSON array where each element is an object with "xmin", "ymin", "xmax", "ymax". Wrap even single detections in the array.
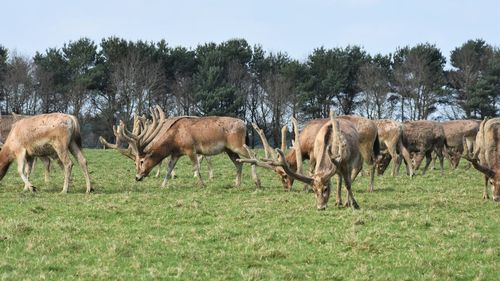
[
  {"xmin": 350, "ymin": 164, "xmax": 362, "ymax": 182},
  {"xmin": 233, "ymin": 147, "xmax": 261, "ymax": 189},
  {"xmin": 335, "ymin": 174, "xmax": 343, "ymax": 207},
  {"xmin": 436, "ymin": 150, "xmax": 445, "ymax": 176},
  {"xmin": 17, "ymin": 152, "xmax": 36, "ymax": 192},
  {"xmin": 429, "ymin": 152, "xmax": 437, "ymax": 170},
  {"xmin": 226, "ymin": 150, "xmax": 243, "ymax": 188},
  {"xmin": 203, "ymin": 156, "xmax": 214, "ymax": 180},
  {"xmin": 69, "ymin": 142, "xmax": 93, "ymax": 193},
  {"xmin": 161, "ymin": 155, "xmax": 179, "ymax": 188},
  {"xmin": 24, "ymin": 157, "xmax": 34, "ymax": 180},
  {"xmin": 55, "ymin": 145, "xmax": 73, "ymax": 194},
  {"xmin": 39, "ymin": 157, "xmax": 51, "ymax": 184},
  {"xmin": 465, "ymin": 140, "xmax": 473, "ymax": 170},
  {"xmin": 25, "ymin": 157, "xmax": 35, "ymax": 178},
  {"xmin": 388, "ymin": 146, "xmax": 400, "ymax": 177},
  {"xmin": 303, "ymin": 163, "xmax": 315, "ymax": 192},
  {"xmin": 367, "ymin": 163, "xmax": 375, "ymax": 192},
  {"xmin": 155, "ymin": 160, "xmax": 162, "ymax": 178},
  {"xmin": 343, "ymin": 172, "xmax": 360, "ymax": 209},
  {"xmin": 483, "ymin": 175, "xmax": 490, "ymax": 200},
  {"xmin": 421, "ymin": 152, "xmax": 432, "ymax": 176},
  {"xmin": 188, "ymin": 151, "xmax": 204, "ymax": 187},
  {"xmin": 400, "ymin": 144, "xmax": 413, "ymax": 177}
]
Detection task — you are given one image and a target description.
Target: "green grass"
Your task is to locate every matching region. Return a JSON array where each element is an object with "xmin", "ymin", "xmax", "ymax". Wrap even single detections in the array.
[{"xmin": 0, "ymin": 149, "xmax": 498, "ymax": 280}]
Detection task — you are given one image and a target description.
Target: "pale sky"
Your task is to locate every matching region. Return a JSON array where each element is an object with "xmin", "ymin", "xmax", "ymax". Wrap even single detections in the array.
[{"xmin": 2, "ymin": 0, "xmax": 499, "ymax": 62}]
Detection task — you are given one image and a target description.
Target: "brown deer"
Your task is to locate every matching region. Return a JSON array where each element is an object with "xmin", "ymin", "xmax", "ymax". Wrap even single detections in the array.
[
  {"xmin": 463, "ymin": 118, "xmax": 500, "ymax": 201},
  {"xmin": 0, "ymin": 113, "xmax": 92, "ymax": 193},
  {"xmin": 243, "ymin": 113, "xmax": 363, "ymax": 209},
  {"xmin": 255, "ymin": 116, "xmax": 378, "ymax": 192},
  {"xmin": 99, "ymin": 114, "xmax": 213, "ymax": 180},
  {"xmin": 0, "ymin": 114, "xmax": 56, "ymax": 183},
  {"xmin": 439, "ymin": 120, "xmax": 479, "ymax": 169},
  {"xmin": 374, "ymin": 119, "xmax": 414, "ymax": 177},
  {"xmin": 339, "ymin": 116, "xmax": 379, "ymax": 192},
  {"xmin": 401, "ymin": 120, "xmax": 447, "ymax": 176},
  {"xmin": 118, "ymin": 106, "xmax": 260, "ymax": 188}
]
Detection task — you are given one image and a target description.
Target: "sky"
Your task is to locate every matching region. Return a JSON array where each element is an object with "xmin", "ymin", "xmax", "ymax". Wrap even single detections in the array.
[{"xmin": 1, "ymin": 0, "xmax": 499, "ymax": 63}]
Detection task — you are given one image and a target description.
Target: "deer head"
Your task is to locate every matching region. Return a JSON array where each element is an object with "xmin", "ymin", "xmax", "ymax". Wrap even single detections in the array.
[
  {"xmin": 118, "ymin": 105, "xmax": 166, "ymax": 181},
  {"xmin": 463, "ymin": 139, "xmax": 500, "ymax": 202}
]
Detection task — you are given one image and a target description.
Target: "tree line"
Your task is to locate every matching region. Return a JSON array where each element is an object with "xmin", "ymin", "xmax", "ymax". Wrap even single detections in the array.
[{"xmin": 0, "ymin": 38, "xmax": 498, "ymax": 147}]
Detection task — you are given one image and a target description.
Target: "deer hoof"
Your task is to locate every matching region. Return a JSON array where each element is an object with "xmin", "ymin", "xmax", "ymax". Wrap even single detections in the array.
[{"xmin": 352, "ymin": 202, "xmax": 360, "ymax": 210}]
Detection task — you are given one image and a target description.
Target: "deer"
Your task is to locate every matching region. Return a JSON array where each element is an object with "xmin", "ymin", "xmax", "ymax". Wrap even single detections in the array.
[
  {"xmin": 398, "ymin": 120, "xmax": 447, "ymax": 176},
  {"xmin": 374, "ymin": 119, "xmax": 414, "ymax": 177},
  {"xmin": 0, "ymin": 114, "xmax": 56, "ymax": 183},
  {"xmin": 339, "ymin": 116, "xmax": 380, "ymax": 192},
  {"xmin": 438, "ymin": 120, "xmax": 479, "ymax": 169},
  {"xmin": 117, "ymin": 106, "xmax": 260, "ymax": 188},
  {"xmin": 0, "ymin": 113, "xmax": 92, "ymax": 193},
  {"xmin": 241, "ymin": 113, "xmax": 363, "ymax": 209},
  {"xmin": 99, "ymin": 113, "xmax": 213, "ymax": 180},
  {"xmin": 463, "ymin": 117, "xmax": 500, "ymax": 202},
  {"xmin": 252, "ymin": 115, "xmax": 379, "ymax": 192}
]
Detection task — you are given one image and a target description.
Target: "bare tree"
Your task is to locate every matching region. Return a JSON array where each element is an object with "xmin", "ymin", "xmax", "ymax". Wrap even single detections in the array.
[
  {"xmin": 110, "ymin": 50, "xmax": 165, "ymax": 119},
  {"xmin": 2, "ymin": 54, "xmax": 36, "ymax": 114},
  {"xmin": 263, "ymin": 71, "xmax": 292, "ymax": 145},
  {"xmin": 358, "ymin": 61, "xmax": 391, "ymax": 119},
  {"xmin": 171, "ymin": 74, "xmax": 194, "ymax": 115}
]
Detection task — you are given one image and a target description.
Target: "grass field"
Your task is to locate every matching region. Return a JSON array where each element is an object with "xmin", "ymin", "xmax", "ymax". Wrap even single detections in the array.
[{"xmin": 0, "ymin": 149, "xmax": 498, "ymax": 280}]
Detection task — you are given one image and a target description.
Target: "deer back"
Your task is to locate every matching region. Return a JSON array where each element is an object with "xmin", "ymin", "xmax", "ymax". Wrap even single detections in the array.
[
  {"xmin": 5, "ymin": 113, "xmax": 79, "ymax": 156},
  {"xmin": 149, "ymin": 116, "xmax": 246, "ymax": 156}
]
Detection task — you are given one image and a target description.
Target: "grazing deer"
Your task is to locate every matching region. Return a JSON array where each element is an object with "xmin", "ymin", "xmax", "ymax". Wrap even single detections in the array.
[
  {"xmin": 339, "ymin": 116, "xmax": 379, "ymax": 192},
  {"xmin": 0, "ymin": 114, "xmax": 56, "ymax": 183},
  {"xmin": 463, "ymin": 118, "xmax": 500, "ymax": 201},
  {"xmin": 242, "ymin": 113, "xmax": 363, "ymax": 209},
  {"xmin": 99, "ymin": 114, "xmax": 213, "ymax": 180},
  {"xmin": 118, "ymin": 106, "xmax": 260, "ymax": 188},
  {"xmin": 0, "ymin": 113, "xmax": 92, "ymax": 193},
  {"xmin": 397, "ymin": 121, "xmax": 447, "ymax": 176},
  {"xmin": 374, "ymin": 119, "xmax": 414, "ymax": 177},
  {"xmin": 439, "ymin": 120, "xmax": 479, "ymax": 169},
  {"xmin": 251, "ymin": 116, "xmax": 379, "ymax": 192}
]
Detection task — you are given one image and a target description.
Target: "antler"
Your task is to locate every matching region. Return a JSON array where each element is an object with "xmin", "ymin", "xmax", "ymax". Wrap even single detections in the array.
[
  {"xmin": 291, "ymin": 117, "xmax": 303, "ymax": 175},
  {"xmin": 99, "ymin": 125, "xmax": 136, "ymax": 160},
  {"xmin": 330, "ymin": 111, "xmax": 345, "ymax": 167},
  {"xmin": 99, "ymin": 113, "xmax": 149, "ymax": 160},
  {"xmin": 118, "ymin": 105, "xmax": 166, "ymax": 154},
  {"xmin": 238, "ymin": 123, "xmax": 280, "ymax": 171},
  {"xmin": 252, "ymin": 123, "xmax": 276, "ymax": 160},
  {"xmin": 239, "ymin": 144, "xmax": 278, "ymax": 170},
  {"xmin": 273, "ymin": 149, "xmax": 314, "ymax": 184},
  {"xmin": 239, "ymin": 120, "xmax": 316, "ymax": 186},
  {"xmin": 281, "ymin": 125, "xmax": 287, "ymax": 152},
  {"xmin": 462, "ymin": 138, "xmax": 495, "ymax": 178}
]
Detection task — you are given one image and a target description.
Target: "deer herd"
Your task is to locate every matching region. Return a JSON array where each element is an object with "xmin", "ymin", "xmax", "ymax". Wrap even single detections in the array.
[{"xmin": 0, "ymin": 107, "xmax": 499, "ymax": 209}]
